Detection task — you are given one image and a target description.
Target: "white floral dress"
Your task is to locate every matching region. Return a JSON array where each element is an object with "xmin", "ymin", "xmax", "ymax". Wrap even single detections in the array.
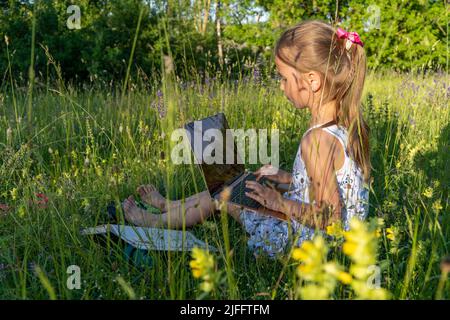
[{"xmin": 239, "ymin": 124, "xmax": 369, "ymax": 258}]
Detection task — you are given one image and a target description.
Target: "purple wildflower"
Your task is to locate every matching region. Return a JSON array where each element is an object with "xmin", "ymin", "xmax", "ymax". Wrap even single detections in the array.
[
  {"xmin": 409, "ymin": 82, "xmax": 419, "ymax": 94},
  {"xmin": 151, "ymin": 89, "xmax": 166, "ymax": 118},
  {"xmin": 253, "ymin": 68, "xmax": 261, "ymax": 84},
  {"xmin": 408, "ymin": 115, "xmax": 416, "ymax": 127}
]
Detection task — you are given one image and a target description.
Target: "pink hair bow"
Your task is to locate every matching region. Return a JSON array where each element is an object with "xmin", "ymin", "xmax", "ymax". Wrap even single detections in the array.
[{"xmin": 336, "ymin": 27, "xmax": 364, "ymax": 50}]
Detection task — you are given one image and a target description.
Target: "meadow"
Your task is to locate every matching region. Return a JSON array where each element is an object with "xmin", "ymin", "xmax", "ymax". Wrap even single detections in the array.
[{"xmin": 0, "ymin": 66, "xmax": 448, "ymax": 299}]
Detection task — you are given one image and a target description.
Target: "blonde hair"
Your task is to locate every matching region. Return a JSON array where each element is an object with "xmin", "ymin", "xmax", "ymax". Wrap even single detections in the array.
[{"xmin": 275, "ymin": 20, "xmax": 370, "ymax": 181}]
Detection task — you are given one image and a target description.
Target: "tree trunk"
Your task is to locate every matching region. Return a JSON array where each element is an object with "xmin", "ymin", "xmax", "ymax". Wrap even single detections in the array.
[
  {"xmin": 194, "ymin": 0, "xmax": 202, "ymax": 32},
  {"xmin": 216, "ymin": 0, "xmax": 224, "ymax": 68},
  {"xmin": 201, "ymin": 0, "xmax": 211, "ymax": 34}
]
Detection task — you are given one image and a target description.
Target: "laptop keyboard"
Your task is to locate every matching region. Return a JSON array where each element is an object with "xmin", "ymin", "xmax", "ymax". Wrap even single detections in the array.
[{"xmin": 229, "ymin": 173, "xmax": 268, "ymax": 209}]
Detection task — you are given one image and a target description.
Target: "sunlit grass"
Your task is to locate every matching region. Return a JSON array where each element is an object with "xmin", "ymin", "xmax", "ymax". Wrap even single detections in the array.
[{"xmin": 0, "ymin": 68, "xmax": 448, "ymax": 299}]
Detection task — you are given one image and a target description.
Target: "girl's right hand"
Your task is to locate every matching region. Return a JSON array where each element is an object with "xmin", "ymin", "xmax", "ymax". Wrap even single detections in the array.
[{"xmin": 254, "ymin": 164, "xmax": 292, "ymax": 184}]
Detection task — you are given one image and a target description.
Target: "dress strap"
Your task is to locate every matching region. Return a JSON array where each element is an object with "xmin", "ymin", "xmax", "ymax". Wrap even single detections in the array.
[
  {"xmin": 321, "ymin": 125, "xmax": 349, "ymax": 157},
  {"xmin": 302, "ymin": 120, "xmax": 338, "ymax": 138}
]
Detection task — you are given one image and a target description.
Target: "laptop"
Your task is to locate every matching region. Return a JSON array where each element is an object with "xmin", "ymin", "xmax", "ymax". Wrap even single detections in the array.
[{"xmin": 184, "ymin": 113, "xmax": 287, "ymax": 221}]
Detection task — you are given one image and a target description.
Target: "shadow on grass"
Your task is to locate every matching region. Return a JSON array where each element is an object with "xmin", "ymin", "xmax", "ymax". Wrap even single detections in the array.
[
  {"xmin": 413, "ymin": 123, "xmax": 449, "ymax": 202},
  {"xmin": 366, "ymin": 92, "xmax": 405, "ymax": 218}
]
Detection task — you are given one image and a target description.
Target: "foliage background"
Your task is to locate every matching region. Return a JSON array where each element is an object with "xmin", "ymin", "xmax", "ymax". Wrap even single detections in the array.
[
  {"xmin": 0, "ymin": 0, "xmax": 448, "ymax": 300},
  {"xmin": 0, "ymin": 0, "xmax": 447, "ymax": 85}
]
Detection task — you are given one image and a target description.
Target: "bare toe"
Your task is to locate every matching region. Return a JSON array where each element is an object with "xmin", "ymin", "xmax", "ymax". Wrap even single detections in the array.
[
  {"xmin": 122, "ymin": 197, "xmax": 146, "ymax": 225},
  {"xmin": 138, "ymin": 185, "xmax": 166, "ymax": 210}
]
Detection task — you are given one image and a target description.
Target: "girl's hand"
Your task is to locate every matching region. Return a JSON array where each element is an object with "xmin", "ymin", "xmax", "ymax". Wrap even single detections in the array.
[
  {"xmin": 254, "ymin": 164, "xmax": 292, "ymax": 184},
  {"xmin": 245, "ymin": 180, "xmax": 286, "ymax": 212}
]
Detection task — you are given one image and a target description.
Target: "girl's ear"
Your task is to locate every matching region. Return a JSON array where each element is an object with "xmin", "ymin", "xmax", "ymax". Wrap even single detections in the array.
[{"xmin": 305, "ymin": 71, "xmax": 322, "ymax": 92}]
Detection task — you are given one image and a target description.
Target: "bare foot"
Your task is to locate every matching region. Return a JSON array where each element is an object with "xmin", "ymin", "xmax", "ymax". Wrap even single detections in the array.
[
  {"xmin": 122, "ymin": 196, "xmax": 162, "ymax": 227},
  {"xmin": 137, "ymin": 184, "xmax": 166, "ymax": 210}
]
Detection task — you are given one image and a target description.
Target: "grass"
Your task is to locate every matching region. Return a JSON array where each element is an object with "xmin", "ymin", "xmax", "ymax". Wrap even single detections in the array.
[{"xmin": 0, "ymin": 67, "xmax": 448, "ymax": 299}]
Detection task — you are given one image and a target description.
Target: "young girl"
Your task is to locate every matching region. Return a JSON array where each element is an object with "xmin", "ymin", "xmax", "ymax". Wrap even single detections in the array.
[{"xmin": 122, "ymin": 20, "xmax": 370, "ymax": 258}]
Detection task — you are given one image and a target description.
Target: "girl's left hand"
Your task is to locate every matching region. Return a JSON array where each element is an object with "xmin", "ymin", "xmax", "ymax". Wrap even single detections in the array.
[{"xmin": 245, "ymin": 180, "xmax": 285, "ymax": 212}]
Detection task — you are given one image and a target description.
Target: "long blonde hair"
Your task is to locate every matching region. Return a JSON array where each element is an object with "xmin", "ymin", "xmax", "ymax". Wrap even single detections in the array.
[{"xmin": 275, "ymin": 20, "xmax": 370, "ymax": 181}]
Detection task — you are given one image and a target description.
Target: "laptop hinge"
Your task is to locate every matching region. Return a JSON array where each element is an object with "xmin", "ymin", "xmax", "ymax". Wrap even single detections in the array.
[{"xmin": 211, "ymin": 171, "xmax": 246, "ymax": 198}]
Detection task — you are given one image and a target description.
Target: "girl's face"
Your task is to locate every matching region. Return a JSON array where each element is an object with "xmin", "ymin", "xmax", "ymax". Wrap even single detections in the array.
[{"xmin": 275, "ymin": 55, "xmax": 320, "ymax": 110}]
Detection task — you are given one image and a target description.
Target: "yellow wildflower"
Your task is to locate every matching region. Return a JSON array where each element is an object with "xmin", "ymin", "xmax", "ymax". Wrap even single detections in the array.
[
  {"xmin": 293, "ymin": 221, "xmax": 390, "ymax": 300},
  {"xmin": 299, "ymin": 284, "xmax": 330, "ymax": 300},
  {"xmin": 18, "ymin": 205, "xmax": 26, "ymax": 217},
  {"xmin": 292, "ymin": 248, "xmax": 308, "ymax": 261},
  {"xmin": 343, "ymin": 241, "xmax": 357, "ymax": 256},
  {"xmin": 274, "ymin": 110, "xmax": 282, "ymax": 120},
  {"xmin": 432, "ymin": 200, "xmax": 443, "ymax": 213},
  {"xmin": 422, "ymin": 187, "xmax": 433, "ymax": 199},
  {"xmin": 10, "ymin": 188, "xmax": 17, "ymax": 201},
  {"xmin": 95, "ymin": 165, "xmax": 103, "ymax": 177},
  {"xmin": 375, "ymin": 229, "xmax": 382, "ymax": 238},
  {"xmin": 292, "ymin": 236, "xmax": 344, "ymax": 299},
  {"xmin": 323, "ymin": 262, "xmax": 353, "ymax": 285},
  {"xmin": 386, "ymin": 227, "xmax": 396, "ymax": 241},
  {"xmin": 375, "ymin": 218, "xmax": 385, "ymax": 238},
  {"xmin": 343, "ymin": 217, "xmax": 390, "ymax": 299},
  {"xmin": 337, "ymin": 271, "xmax": 353, "ymax": 285},
  {"xmin": 82, "ymin": 198, "xmax": 90, "ymax": 211},
  {"xmin": 190, "ymin": 247, "xmax": 214, "ymax": 278},
  {"xmin": 199, "ymin": 281, "xmax": 214, "ymax": 293},
  {"xmin": 343, "ymin": 218, "xmax": 377, "ymax": 266},
  {"xmin": 292, "ymin": 237, "xmax": 327, "ymax": 282},
  {"xmin": 351, "ymin": 279, "xmax": 389, "ymax": 300},
  {"xmin": 326, "ymin": 221, "xmax": 344, "ymax": 238},
  {"xmin": 189, "ymin": 247, "xmax": 216, "ymax": 293},
  {"xmin": 377, "ymin": 218, "xmax": 385, "ymax": 227}
]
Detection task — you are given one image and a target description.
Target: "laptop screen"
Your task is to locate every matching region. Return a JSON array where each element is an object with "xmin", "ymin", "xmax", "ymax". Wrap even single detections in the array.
[{"xmin": 184, "ymin": 113, "xmax": 245, "ymax": 196}]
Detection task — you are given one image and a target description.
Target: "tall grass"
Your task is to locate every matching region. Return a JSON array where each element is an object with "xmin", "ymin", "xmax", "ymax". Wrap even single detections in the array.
[
  {"xmin": 0, "ymin": 64, "xmax": 448, "ymax": 299},
  {"xmin": 0, "ymin": 8, "xmax": 448, "ymax": 296}
]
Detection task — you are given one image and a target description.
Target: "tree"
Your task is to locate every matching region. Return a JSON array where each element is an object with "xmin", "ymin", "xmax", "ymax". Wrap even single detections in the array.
[{"xmin": 255, "ymin": 0, "xmax": 446, "ymax": 71}]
